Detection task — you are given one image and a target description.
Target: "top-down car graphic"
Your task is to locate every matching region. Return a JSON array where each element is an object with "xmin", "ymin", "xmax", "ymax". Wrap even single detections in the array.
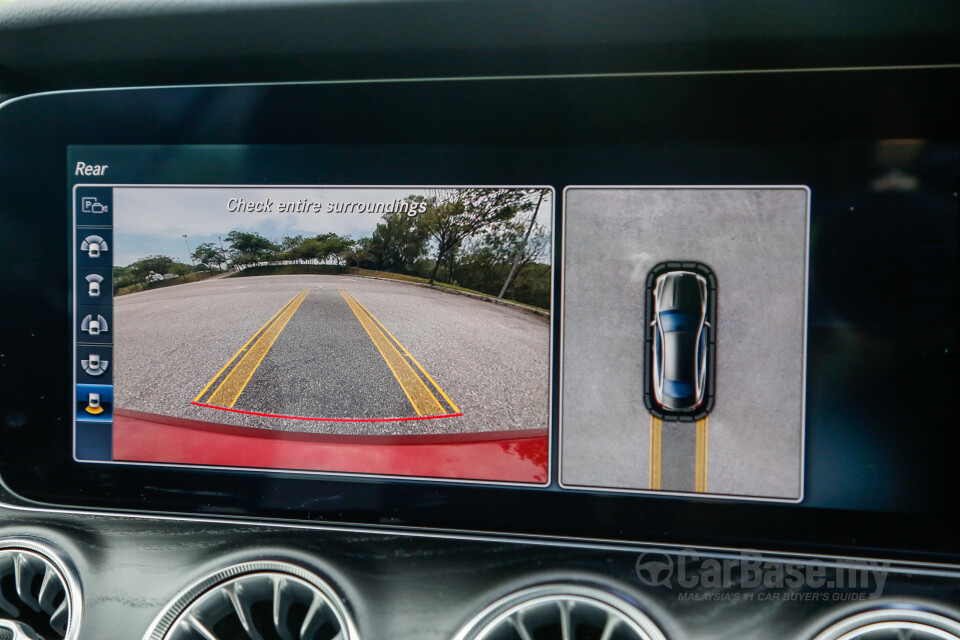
[{"xmin": 651, "ymin": 270, "xmax": 710, "ymax": 412}]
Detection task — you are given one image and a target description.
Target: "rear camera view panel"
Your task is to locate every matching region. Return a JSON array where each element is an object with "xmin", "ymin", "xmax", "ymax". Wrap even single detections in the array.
[
  {"xmin": 75, "ymin": 185, "xmax": 553, "ymax": 485},
  {"xmin": 560, "ymin": 187, "xmax": 808, "ymax": 502}
]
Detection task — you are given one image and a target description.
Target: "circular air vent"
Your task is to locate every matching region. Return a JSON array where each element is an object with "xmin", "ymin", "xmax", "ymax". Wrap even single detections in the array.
[
  {"xmin": 0, "ymin": 538, "xmax": 81, "ymax": 640},
  {"xmin": 812, "ymin": 608, "xmax": 960, "ymax": 640},
  {"xmin": 453, "ymin": 583, "xmax": 667, "ymax": 640},
  {"xmin": 144, "ymin": 560, "xmax": 359, "ymax": 640}
]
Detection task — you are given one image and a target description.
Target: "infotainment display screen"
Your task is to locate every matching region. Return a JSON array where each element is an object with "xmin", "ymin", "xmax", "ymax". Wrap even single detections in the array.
[
  {"xmin": 1, "ymin": 71, "xmax": 958, "ymax": 558},
  {"xmin": 70, "ymin": 157, "xmax": 553, "ymax": 485}
]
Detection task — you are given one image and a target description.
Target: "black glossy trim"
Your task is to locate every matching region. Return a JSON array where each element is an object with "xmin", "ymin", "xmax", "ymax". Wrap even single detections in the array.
[{"xmin": 1, "ymin": 0, "xmax": 958, "ymax": 93}]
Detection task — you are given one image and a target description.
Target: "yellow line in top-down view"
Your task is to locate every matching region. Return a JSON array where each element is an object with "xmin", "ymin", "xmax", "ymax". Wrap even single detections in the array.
[
  {"xmin": 695, "ymin": 416, "xmax": 709, "ymax": 493},
  {"xmin": 201, "ymin": 288, "xmax": 310, "ymax": 408},
  {"xmin": 649, "ymin": 415, "xmax": 662, "ymax": 490},
  {"xmin": 340, "ymin": 289, "xmax": 454, "ymax": 417}
]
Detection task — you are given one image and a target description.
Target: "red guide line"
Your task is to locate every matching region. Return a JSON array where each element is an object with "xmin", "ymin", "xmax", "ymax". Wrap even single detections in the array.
[{"xmin": 191, "ymin": 401, "xmax": 463, "ymax": 423}]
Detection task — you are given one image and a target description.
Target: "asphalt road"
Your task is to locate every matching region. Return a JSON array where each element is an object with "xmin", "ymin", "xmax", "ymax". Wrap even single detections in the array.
[
  {"xmin": 561, "ymin": 187, "xmax": 808, "ymax": 501},
  {"xmin": 114, "ymin": 275, "xmax": 550, "ymax": 435}
]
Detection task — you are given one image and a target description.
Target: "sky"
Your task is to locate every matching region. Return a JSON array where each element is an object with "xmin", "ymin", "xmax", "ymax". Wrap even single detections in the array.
[{"xmin": 112, "ymin": 186, "xmax": 552, "ymax": 267}]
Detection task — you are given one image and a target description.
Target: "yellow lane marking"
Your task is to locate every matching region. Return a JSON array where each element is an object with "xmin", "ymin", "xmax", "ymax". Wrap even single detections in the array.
[
  {"xmin": 193, "ymin": 290, "xmax": 303, "ymax": 403},
  {"xmin": 203, "ymin": 288, "xmax": 310, "ymax": 408},
  {"xmin": 649, "ymin": 415, "xmax": 662, "ymax": 490},
  {"xmin": 695, "ymin": 416, "xmax": 709, "ymax": 493},
  {"xmin": 340, "ymin": 289, "xmax": 449, "ymax": 416},
  {"xmin": 346, "ymin": 292, "xmax": 460, "ymax": 414}
]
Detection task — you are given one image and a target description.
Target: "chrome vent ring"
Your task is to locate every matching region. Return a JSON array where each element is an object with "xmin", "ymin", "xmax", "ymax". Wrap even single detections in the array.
[
  {"xmin": 453, "ymin": 583, "xmax": 667, "ymax": 640},
  {"xmin": 145, "ymin": 560, "xmax": 359, "ymax": 640},
  {"xmin": 0, "ymin": 539, "xmax": 81, "ymax": 640},
  {"xmin": 812, "ymin": 608, "xmax": 960, "ymax": 640}
]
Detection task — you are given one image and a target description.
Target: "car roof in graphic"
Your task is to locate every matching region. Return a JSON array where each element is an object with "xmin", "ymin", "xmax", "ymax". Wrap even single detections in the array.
[{"xmin": 662, "ymin": 332, "xmax": 696, "ymax": 382}]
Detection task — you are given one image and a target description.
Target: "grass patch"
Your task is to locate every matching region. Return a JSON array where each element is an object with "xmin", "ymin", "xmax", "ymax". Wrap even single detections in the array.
[
  {"xmin": 115, "ymin": 271, "xmax": 219, "ymax": 296},
  {"xmin": 353, "ymin": 269, "xmax": 549, "ymax": 312}
]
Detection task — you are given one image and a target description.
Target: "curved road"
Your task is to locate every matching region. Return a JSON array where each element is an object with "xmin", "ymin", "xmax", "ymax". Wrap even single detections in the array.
[{"xmin": 114, "ymin": 275, "xmax": 550, "ymax": 435}]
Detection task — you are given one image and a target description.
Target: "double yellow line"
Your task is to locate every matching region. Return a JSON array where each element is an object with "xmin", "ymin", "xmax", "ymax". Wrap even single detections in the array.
[
  {"xmin": 648, "ymin": 415, "xmax": 709, "ymax": 493},
  {"xmin": 195, "ymin": 288, "xmax": 310, "ymax": 408},
  {"xmin": 340, "ymin": 289, "xmax": 459, "ymax": 417}
]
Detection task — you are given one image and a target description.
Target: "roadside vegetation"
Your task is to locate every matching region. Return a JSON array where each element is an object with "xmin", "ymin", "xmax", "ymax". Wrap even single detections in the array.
[
  {"xmin": 114, "ymin": 270, "xmax": 219, "ymax": 296},
  {"xmin": 113, "ymin": 255, "xmax": 218, "ymax": 295},
  {"xmin": 114, "ymin": 188, "xmax": 551, "ymax": 308}
]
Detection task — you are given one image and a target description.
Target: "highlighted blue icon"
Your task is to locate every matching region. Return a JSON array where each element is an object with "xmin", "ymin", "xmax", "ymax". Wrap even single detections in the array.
[{"xmin": 76, "ymin": 384, "xmax": 113, "ymax": 422}]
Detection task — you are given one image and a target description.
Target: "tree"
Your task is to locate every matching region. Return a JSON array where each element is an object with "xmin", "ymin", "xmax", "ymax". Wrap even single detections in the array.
[
  {"xmin": 280, "ymin": 235, "xmax": 305, "ymax": 253},
  {"xmin": 366, "ymin": 206, "xmax": 429, "ymax": 273},
  {"xmin": 287, "ymin": 238, "xmax": 321, "ymax": 264},
  {"xmin": 191, "ymin": 242, "xmax": 227, "ymax": 271},
  {"xmin": 113, "ymin": 265, "xmax": 137, "ymax": 289},
  {"xmin": 498, "ymin": 189, "xmax": 549, "ymax": 299},
  {"xmin": 317, "ymin": 234, "xmax": 355, "ymax": 268},
  {"xmin": 279, "ymin": 235, "xmax": 306, "ymax": 263},
  {"xmin": 280, "ymin": 233, "xmax": 355, "ymax": 269},
  {"xmin": 345, "ymin": 237, "xmax": 373, "ymax": 268},
  {"xmin": 418, "ymin": 189, "xmax": 534, "ymax": 285},
  {"xmin": 224, "ymin": 230, "xmax": 278, "ymax": 267},
  {"xmin": 127, "ymin": 255, "xmax": 176, "ymax": 281},
  {"xmin": 453, "ymin": 219, "xmax": 548, "ymax": 300},
  {"xmin": 113, "ymin": 255, "xmax": 194, "ymax": 287}
]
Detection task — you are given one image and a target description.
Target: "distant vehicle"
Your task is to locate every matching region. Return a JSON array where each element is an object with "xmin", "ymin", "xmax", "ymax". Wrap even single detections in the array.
[{"xmin": 650, "ymin": 270, "xmax": 710, "ymax": 412}]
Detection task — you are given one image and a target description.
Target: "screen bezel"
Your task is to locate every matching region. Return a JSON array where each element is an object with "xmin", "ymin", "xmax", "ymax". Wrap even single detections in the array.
[{"xmin": 0, "ymin": 71, "xmax": 957, "ymax": 562}]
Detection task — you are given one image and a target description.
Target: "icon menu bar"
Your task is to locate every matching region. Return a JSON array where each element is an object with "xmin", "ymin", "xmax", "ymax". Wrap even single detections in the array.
[{"xmin": 75, "ymin": 186, "xmax": 115, "ymax": 460}]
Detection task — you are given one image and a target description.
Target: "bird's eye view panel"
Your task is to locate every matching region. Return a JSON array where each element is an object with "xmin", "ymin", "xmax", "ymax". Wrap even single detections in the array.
[{"xmin": 0, "ymin": 2, "xmax": 958, "ymax": 639}]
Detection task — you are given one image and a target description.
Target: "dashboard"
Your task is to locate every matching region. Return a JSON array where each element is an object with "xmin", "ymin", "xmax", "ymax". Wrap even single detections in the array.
[{"xmin": 0, "ymin": 2, "xmax": 958, "ymax": 640}]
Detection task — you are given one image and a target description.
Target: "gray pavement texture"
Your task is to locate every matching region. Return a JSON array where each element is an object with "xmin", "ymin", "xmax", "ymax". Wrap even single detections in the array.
[
  {"xmin": 560, "ymin": 187, "xmax": 807, "ymax": 500},
  {"xmin": 660, "ymin": 424, "xmax": 697, "ymax": 492},
  {"xmin": 234, "ymin": 288, "xmax": 413, "ymax": 420},
  {"xmin": 114, "ymin": 275, "xmax": 550, "ymax": 436}
]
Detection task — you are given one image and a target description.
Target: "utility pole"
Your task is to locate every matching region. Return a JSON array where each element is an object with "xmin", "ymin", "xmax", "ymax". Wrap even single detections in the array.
[
  {"xmin": 498, "ymin": 189, "xmax": 545, "ymax": 300},
  {"xmin": 182, "ymin": 234, "xmax": 194, "ymax": 266}
]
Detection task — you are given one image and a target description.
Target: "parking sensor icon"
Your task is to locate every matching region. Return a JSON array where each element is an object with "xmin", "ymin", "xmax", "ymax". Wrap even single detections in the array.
[
  {"xmin": 85, "ymin": 273, "xmax": 104, "ymax": 297},
  {"xmin": 81, "ymin": 314, "xmax": 109, "ymax": 336},
  {"xmin": 76, "ymin": 384, "xmax": 112, "ymax": 421},
  {"xmin": 81, "ymin": 354, "xmax": 109, "ymax": 376},
  {"xmin": 80, "ymin": 235, "xmax": 108, "ymax": 259}
]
